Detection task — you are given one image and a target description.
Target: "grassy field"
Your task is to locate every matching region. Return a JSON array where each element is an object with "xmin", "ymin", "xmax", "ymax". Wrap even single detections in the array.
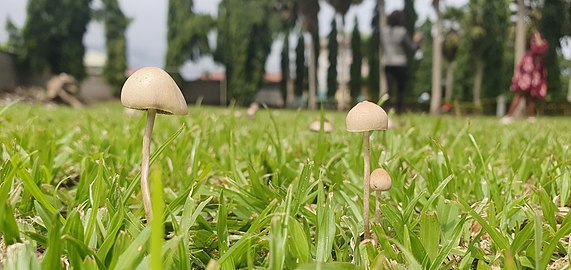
[{"xmin": 1, "ymin": 102, "xmax": 570, "ymax": 269}]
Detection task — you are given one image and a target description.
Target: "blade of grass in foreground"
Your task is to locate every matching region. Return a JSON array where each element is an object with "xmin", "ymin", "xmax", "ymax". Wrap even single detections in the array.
[
  {"xmin": 217, "ymin": 190, "xmax": 236, "ymax": 270},
  {"xmin": 150, "ymin": 166, "xmax": 165, "ymax": 270}
]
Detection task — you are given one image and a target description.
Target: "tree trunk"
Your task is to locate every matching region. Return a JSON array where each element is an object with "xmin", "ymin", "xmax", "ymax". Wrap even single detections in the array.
[
  {"xmin": 308, "ymin": 33, "xmax": 317, "ymax": 110},
  {"xmin": 473, "ymin": 60, "xmax": 483, "ymax": 108},
  {"xmin": 378, "ymin": 0, "xmax": 388, "ymax": 100},
  {"xmin": 514, "ymin": 0, "xmax": 526, "ymax": 72},
  {"xmin": 287, "ymin": 77, "xmax": 294, "ymax": 108},
  {"xmin": 430, "ymin": 5, "xmax": 443, "ymax": 115},
  {"xmin": 445, "ymin": 61, "xmax": 456, "ymax": 102}
]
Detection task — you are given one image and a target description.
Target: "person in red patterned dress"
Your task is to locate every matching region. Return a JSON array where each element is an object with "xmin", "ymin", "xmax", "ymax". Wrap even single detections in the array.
[{"xmin": 501, "ymin": 30, "xmax": 548, "ymax": 124}]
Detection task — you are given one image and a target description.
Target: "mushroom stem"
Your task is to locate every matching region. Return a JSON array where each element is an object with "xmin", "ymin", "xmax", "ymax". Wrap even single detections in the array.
[
  {"xmin": 375, "ymin": 190, "xmax": 381, "ymax": 225},
  {"xmin": 141, "ymin": 109, "xmax": 156, "ymax": 222},
  {"xmin": 363, "ymin": 131, "xmax": 371, "ymax": 240}
]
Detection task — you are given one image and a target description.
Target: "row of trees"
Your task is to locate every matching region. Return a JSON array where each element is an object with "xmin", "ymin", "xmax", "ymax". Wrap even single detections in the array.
[{"xmin": 4, "ymin": 0, "xmax": 571, "ymax": 112}]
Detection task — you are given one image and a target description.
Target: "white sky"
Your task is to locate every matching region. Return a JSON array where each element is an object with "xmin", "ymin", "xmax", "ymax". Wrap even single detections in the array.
[{"xmin": 0, "ymin": 0, "xmax": 470, "ymax": 79}]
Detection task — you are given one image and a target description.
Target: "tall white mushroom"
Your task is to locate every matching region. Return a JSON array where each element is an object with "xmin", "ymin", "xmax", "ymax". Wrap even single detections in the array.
[
  {"xmin": 346, "ymin": 101, "xmax": 388, "ymax": 240},
  {"xmin": 121, "ymin": 67, "xmax": 188, "ymax": 222}
]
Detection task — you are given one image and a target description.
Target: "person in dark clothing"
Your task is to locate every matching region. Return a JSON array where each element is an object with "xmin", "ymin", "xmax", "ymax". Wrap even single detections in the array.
[{"xmin": 381, "ymin": 10, "xmax": 422, "ymax": 114}]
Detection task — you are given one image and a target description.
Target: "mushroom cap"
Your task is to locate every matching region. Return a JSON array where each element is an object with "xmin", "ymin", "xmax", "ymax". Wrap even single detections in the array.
[
  {"xmin": 121, "ymin": 67, "xmax": 188, "ymax": 115},
  {"xmin": 309, "ymin": 120, "xmax": 333, "ymax": 133},
  {"xmin": 346, "ymin": 101, "xmax": 388, "ymax": 132},
  {"xmin": 370, "ymin": 168, "xmax": 392, "ymax": 191}
]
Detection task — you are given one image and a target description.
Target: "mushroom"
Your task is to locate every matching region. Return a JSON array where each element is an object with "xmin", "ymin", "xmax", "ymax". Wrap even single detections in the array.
[
  {"xmin": 370, "ymin": 168, "xmax": 391, "ymax": 226},
  {"xmin": 121, "ymin": 67, "xmax": 188, "ymax": 222},
  {"xmin": 346, "ymin": 100, "xmax": 388, "ymax": 240},
  {"xmin": 309, "ymin": 119, "xmax": 333, "ymax": 133},
  {"xmin": 246, "ymin": 102, "xmax": 259, "ymax": 118}
]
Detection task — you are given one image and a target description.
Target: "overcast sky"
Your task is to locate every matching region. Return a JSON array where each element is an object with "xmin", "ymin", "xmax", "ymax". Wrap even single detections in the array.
[{"xmin": 1, "ymin": 0, "xmax": 469, "ymax": 79}]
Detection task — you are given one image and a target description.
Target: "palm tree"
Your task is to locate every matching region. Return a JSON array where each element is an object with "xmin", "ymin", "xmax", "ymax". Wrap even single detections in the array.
[{"xmin": 442, "ymin": 7, "xmax": 463, "ymax": 103}]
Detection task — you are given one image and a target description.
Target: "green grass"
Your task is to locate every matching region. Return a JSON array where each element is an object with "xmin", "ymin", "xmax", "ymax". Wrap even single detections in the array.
[{"xmin": 1, "ymin": 102, "xmax": 571, "ymax": 269}]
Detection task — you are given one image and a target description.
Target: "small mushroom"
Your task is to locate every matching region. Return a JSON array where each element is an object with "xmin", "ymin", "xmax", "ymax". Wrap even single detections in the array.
[
  {"xmin": 346, "ymin": 100, "xmax": 388, "ymax": 240},
  {"xmin": 246, "ymin": 102, "xmax": 259, "ymax": 118},
  {"xmin": 121, "ymin": 67, "xmax": 188, "ymax": 222},
  {"xmin": 309, "ymin": 119, "xmax": 333, "ymax": 133},
  {"xmin": 370, "ymin": 168, "xmax": 392, "ymax": 192},
  {"xmin": 370, "ymin": 168, "xmax": 391, "ymax": 226}
]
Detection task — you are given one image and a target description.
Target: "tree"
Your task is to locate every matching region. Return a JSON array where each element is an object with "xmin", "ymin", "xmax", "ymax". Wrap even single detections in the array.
[
  {"xmin": 443, "ymin": 30, "xmax": 460, "ymax": 102},
  {"xmin": 326, "ymin": 0, "xmax": 364, "ymax": 110},
  {"xmin": 280, "ymin": 33, "xmax": 290, "ymax": 103},
  {"xmin": 297, "ymin": 0, "xmax": 320, "ymax": 109},
  {"xmin": 350, "ymin": 18, "xmax": 362, "ymax": 101},
  {"xmin": 467, "ymin": 0, "xmax": 486, "ymax": 107},
  {"xmin": 21, "ymin": 0, "xmax": 92, "ymax": 80},
  {"xmin": 368, "ymin": 3, "xmax": 380, "ymax": 102},
  {"xmin": 442, "ymin": 7, "xmax": 464, "ymax": 102},
  {"xmin": 214, "ymin": 0, "xmax": 275, "ymax": 105},
  {"xmin": 277, "ymin": 0, "xmax": 297, "ymax": 107},
  {"xmin": 540, "ymin": 0, "xmax": 565, "ymax": 98},
  {"xmin": 430, "ymin": 0, "xmax": 443, "ymax": 114},
  {"xmin": 481, "ymin": 0, "xmax": 509, "ymax": 100},
  {"xmin": 102, "ymin": 0, "xmax": 129, "ymax": 95},
  {"xmin": 327, "ymin": 18, "xmax": 339, "ymax": 99},
  {"xmin": 295, "ymin": 34, "xmax": 306, "ymax": 97},
  {"xmin": 166, "ymin": 0, "xmax": 214, "ymax": 83},
  {"xmin": 404, "ymin": 0, "xmax": 418, "ymax": 100}
]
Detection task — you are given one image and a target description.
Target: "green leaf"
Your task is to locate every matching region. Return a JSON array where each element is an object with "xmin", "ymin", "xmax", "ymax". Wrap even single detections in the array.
[
  {"xmin": 41, "ymin": 212, "xmax": 63, "ymax": 270},
  {"xmin": 3, "ymin": 242, "xmax": 41, "ymax": 270},
  {"xmin": 113, "ymin": 227, "xmax": 151, "ymax": 270},
  {"xmin": 316, "ymin": 191, "xmax": 336, "ymax": 263},
  {"xmin": 295, "ymin": 262, "xmax": 363, "ymax": 270},
  {"xmin": 420, "ymin": 211, "xmax": 440, "ymax": 262}
]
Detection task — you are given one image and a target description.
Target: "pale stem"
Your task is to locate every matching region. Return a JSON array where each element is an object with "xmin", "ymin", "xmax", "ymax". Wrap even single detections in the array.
[
  {"xmin": 374, "ymin": 190, "xmax": 382, "ymax": 244},
  {"xmin": 141, "ymin": 109, "xmax": 156, "ymax": 222},
  {"xmin": 363, "ymin": 131, "xmax": 371, "ymax": 240}
]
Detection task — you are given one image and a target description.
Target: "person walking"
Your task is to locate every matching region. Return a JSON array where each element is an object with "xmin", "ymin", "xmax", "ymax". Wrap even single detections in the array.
[
  {"xmin": 501, "ymin": 30, "xmax": 548, "ymax": 124},
  {"xmin": 381, "ymin": 10, "xmax": 422, "ymax": 114}
]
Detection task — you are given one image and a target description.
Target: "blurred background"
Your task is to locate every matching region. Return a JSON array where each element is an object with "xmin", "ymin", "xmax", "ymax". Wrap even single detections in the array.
[{"xmin": 1, "ymin": 0, "xmax": 570, "ymax": 114}]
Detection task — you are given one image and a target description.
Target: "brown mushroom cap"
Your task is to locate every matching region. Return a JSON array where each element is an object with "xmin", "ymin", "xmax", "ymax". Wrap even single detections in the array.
[
  {"xmin": 345, "ymin": 101, "xmax": 388, "ymax": 132},
  {"xmin": 121, "ymin": 67, "xmax": 188, "ymax": 115},
  {"xmin": 370, "ymin": 168, "xmax": 392, "ymax": 191}
]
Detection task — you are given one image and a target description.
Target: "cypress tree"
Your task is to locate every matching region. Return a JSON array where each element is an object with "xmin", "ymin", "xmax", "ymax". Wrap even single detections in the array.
[
  {"xmin": 327, "ymin": 18, "xmax": 338, "ymax": 99},
  {"xmin": 481, "ymin": 0, "xmax": 508, "ymax": 99},
  {"xmin": 280, "ymin": 33, "xmax": 290, "ymax": 101},
  {"xmin": 368, "ymin": 3, "xmax": 380, "ymax": 102},
  {"xmin": 350, "ymin": 18, "xmax": 362, "ymax": 100},
  {"xmin": 540, "ymin": 0, "xmax": 565, "ymax": 98},
  {"xmin": 102, "ymin": 0, "xmax": 129, "ymax": 95},
  {"xmin": 404, "ymin": 0, "xmax": 418, "ymax": 100},
  {"xmin": 295, "ymin": 34, "xmax": 306, "ymax": 97}
]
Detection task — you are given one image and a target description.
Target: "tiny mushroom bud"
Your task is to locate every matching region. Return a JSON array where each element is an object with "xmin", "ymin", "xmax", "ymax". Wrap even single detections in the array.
[
  {"xmin": 346, "ymin": 100, "xmax": 388, "ymax": 241},
  {"xmin": 370, "ymin": 168, "xmax": 392, "ymax": 191},
  {"xmin": 121, "ymin": 67, "xmax": 188, "ymax": 222},
  {"xmin": 309, "ymin": 119, "xmax": 333, "ymax": 133}
]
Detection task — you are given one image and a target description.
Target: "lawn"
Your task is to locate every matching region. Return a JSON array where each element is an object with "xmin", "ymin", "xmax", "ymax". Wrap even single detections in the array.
[{"xmin": 1, "ymin": 102, "xmax": 570, "ymax": 269}]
